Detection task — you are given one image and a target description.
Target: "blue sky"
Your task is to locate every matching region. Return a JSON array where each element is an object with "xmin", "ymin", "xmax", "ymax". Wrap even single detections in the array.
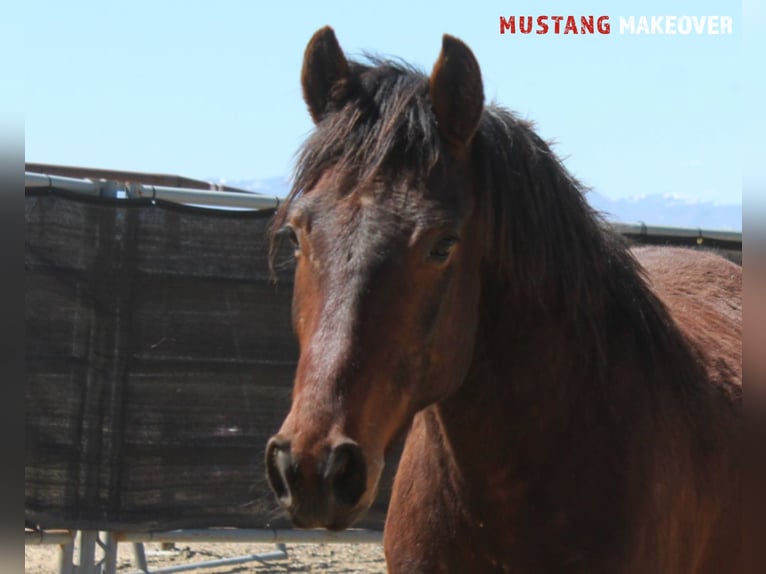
[{"xmin": 23, "ymin": 0, "xmax": 742, "ymax": 205}]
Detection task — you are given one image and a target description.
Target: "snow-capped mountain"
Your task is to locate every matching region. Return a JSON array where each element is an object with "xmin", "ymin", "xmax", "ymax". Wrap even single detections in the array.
[{"xmin": 587, "ymin": 192, "xmax": 741, "ymax": 231}]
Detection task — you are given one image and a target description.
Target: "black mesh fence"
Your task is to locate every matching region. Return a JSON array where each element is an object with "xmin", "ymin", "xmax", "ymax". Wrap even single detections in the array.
[
  {"xmin": 24, "ymin": 191, "xmax": 398, "ymax": 532},
  {"xmin": 25, "ymin": 189, "xmax": 740, "ymax": 533}
]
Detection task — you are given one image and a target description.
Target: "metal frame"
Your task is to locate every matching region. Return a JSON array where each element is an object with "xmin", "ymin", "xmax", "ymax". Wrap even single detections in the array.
[
  {"xmin": 26, "ymin": 528, "xmax": 383, "ymax": 574},
  {"xmin": 25, "ymin": 171, "xmax": 280, "ymax": 211},
  {"xmin": 612, "ymin": 222, "xmax": 741, "ymax": 245}
]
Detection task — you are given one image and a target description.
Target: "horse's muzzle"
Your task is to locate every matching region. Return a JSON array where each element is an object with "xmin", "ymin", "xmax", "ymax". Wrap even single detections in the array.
[{"xmin": 265, "ymin": 435, "xmax": 368, "ymax": 530}]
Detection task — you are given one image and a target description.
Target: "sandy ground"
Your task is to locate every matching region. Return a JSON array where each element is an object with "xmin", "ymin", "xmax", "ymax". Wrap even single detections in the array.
[{"xmin": 25, "ymin": 541, "xmax": 387, "ymax": 573}]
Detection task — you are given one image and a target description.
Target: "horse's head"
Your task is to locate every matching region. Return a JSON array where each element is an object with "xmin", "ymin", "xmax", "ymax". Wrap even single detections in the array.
[{"xmin": 265, "ymin": 26, "xmax": 485, "ymax": 529}]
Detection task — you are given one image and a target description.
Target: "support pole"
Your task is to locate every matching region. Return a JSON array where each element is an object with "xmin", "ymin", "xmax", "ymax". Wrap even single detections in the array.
[
  {"xmin": 102, "ymin": 532, "xmax": 118, "ymax": 574},
  {"xmin": 132, "ymin": 543, "xmax": 149, "ymax": 573},
  {"xmin": 78, "ymin": 531, "xmax": 99, "ymax": 574},
  {"xmin": 57, "ymin": 540, "xmax": 74, "ymax": 574}
]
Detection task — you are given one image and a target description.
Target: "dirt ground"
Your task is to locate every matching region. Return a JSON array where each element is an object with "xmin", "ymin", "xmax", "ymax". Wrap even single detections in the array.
[{"xmin": 25, "ymin": 540, "xmax": 387, "ymax": 573}]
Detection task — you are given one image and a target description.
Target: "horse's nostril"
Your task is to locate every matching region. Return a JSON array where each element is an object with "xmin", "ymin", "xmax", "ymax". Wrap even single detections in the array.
[
  {"xmin": 326, "ymin": 442, "xmax": 367, "ymax": 507},
  {"xmin": 265, "ymin": 437, "xmax": 293, "ymax": 502}
]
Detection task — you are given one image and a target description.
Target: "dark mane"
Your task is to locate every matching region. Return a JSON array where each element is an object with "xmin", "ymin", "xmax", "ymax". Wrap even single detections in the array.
[
  {"xmin": 272, "ymin": 58, "xmax": 436, "ymax": 230},
  {"xmin": 272, "ymin": 56, "xmax": 674, "ymax": 374},
  {"xmin": 472, "ymin": 106, "xmax": 671, "ymax": 373},
  {"xmin": 295, "ymin": 57, "xmax": 439, "ymax": 199}
]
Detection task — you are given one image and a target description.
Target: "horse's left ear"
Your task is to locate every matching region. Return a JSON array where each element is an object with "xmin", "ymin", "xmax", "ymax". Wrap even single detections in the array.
[
  {"xmin": 301, "ymin": 26, "xmax": 351, "ymax": 123},
  {"xmin": 429, "ymin": 35, "xmax": 484, "ymax": 152}
]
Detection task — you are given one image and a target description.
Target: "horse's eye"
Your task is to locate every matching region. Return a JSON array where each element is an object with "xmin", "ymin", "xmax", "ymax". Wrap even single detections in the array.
[
  {"xmin": 428, "ymin": 236, "xmax": 459, "ymax": 263},
  {"xmin": 279, "ymin": 226, "xmax": 300, "ymax": 251}
]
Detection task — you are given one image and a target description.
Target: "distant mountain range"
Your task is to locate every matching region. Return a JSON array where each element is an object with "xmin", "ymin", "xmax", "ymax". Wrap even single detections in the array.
[
  {"xmin": 217, "ymin": 176, "xmax": 292, "ymax": 197},
  {"xmin": 586, "ymin": 192, "xmax": 741, "ymax": 231},
  {"xmin": 213, "ymin": 177, "xmax": 742, "ymax": 232}
]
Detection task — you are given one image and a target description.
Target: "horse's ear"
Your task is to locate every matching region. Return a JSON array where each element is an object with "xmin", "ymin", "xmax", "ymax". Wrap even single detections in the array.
[
  {"xmin": 429, "ymin": 35, "xmax": 484, "ymax": 151},
  {"xmin": 301, "ymin": 26, "xmax": 350, "ymax": 123}
]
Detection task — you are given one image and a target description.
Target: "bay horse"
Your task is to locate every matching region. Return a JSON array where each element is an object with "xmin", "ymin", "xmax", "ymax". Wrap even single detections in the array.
[{"xmin": 265, "ymin": 27, "xmax": 742, "ymax": 573}]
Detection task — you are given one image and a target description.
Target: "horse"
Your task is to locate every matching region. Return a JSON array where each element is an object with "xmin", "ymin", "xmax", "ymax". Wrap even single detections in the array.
[{"xmin": 264, "ymin": 27, "xmax": 742, "ymax": 573}]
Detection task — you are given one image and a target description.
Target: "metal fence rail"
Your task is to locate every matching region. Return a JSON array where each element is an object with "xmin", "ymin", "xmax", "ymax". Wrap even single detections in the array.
[
  {"xmin": 613, "ymin": 222, "xmax": 741, "ymax": 246},
  {"xmin": 26, "ymin": 170, "xmax": 281, "ymax": 211}
]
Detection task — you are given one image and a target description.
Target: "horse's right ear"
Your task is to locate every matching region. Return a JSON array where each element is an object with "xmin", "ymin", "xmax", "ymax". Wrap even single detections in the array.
[{"xmin": 301, "ymin": 26, "xmax": 350, "ymax": 123}]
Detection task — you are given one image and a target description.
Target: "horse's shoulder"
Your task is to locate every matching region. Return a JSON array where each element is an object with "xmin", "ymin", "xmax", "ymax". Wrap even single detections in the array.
[
  {"xmin": 633, "ymin": 246, "xmax": 742, "ymax": 392},
  {"xmin": 632, "ymin": 246, "xmax": 741, "ymax": 293}
]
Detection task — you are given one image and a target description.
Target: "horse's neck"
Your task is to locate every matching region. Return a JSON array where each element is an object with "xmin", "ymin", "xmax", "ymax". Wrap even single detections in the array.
[
  {"xmin": 435, "ymin": 308, "xmax": 596, "ymax": 461},
  {"xmin": 431, "ymin": 258, "xmax": 676, "ymax": 479}
]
